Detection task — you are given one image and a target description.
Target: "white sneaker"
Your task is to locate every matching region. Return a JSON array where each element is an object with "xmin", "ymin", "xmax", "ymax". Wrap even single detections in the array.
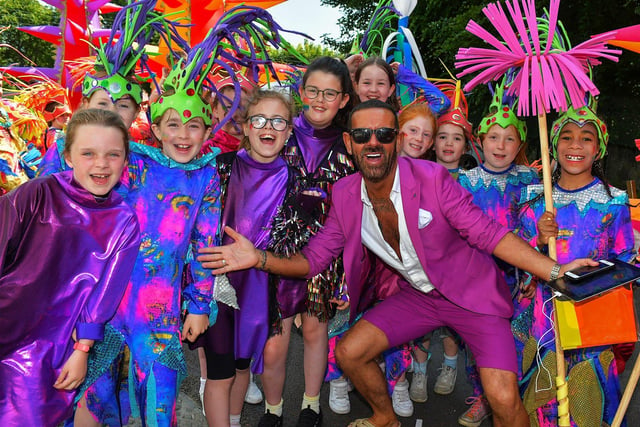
[
  {"xmin": 409, "ymin": 371, "xmax": 428, "ymax": 402},
  {"xmin": 245, "ymin": 372, "xmax": 263, "ymax": 404},
  {"xmin": 199, "ymin": 377, "xmax": 206, "ymax": 417},
  {"xmin": 391, "ymin": 380, "xmax": 414, "ymax": 417},
  {"xmin": 433, "ymin": 364, "xmax": 457, "ymax": 395},
  {"xmin": 329, "ymin": 378, "xmax": 351, "ymax": 414}
]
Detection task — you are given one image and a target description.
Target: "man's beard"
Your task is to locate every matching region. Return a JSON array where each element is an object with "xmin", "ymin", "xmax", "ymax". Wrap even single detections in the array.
[{"xmin": 354, "ymin": 146, "xmax": 397, "ymax": 183}]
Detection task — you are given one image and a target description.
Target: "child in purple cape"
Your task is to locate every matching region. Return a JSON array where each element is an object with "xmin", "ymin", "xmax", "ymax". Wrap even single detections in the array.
[{"xmin": 0, "ymin": 109, "xmax": 140, "ymax": 427}]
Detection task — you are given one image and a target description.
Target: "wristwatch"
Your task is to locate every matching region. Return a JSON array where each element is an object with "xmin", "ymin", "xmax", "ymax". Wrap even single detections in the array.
[{"xmin": 549, "ymin": 263, "xmax": 561, "ymax": 281}]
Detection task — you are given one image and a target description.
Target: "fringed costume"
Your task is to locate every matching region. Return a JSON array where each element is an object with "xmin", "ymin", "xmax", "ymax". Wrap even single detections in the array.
[{"xmin": 282, "ymin": 112, "xmax": 355, "ymax": 321}]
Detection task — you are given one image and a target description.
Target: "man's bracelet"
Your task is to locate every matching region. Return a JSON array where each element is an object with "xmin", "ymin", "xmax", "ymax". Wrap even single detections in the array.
[
  {"xmin": 260, "ymin": 250, "xmax": 267, "ymax": 270},
  {"xmin": 549, "ymin": 263, "xmax": 561, "ymax": 281}
]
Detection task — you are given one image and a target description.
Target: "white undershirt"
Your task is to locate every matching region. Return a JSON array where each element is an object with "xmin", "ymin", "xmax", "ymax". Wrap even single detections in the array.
[{"xmin": 360, "ymin": 167, "xmax": 434, "ymax": 293}]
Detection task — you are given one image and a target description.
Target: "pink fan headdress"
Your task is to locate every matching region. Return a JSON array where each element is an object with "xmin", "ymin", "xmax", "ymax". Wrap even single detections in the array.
[{"xmin": 455, "ymin": 0, "xmax": 621, "ymax": 116}]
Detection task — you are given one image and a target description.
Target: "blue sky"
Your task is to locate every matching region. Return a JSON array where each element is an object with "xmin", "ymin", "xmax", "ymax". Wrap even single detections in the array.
[{"xmin": 267, "ymin": 0, "xmax": 343, "ymax": 47}]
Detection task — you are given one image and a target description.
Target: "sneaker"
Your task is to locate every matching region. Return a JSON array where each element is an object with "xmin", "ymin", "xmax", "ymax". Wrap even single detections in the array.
[
  {"xmin": 458, "ymin": 396, "xmax": 491, "ymax": 427},
  {"xmin": 258, "ymin": 410, "xmax": 283, "ymax": 427},
  {"xmin": 391, "ymin": 380, "xmax": 414, "ymax": 417},
  {"xmin": 409, "ymin": 371, "xmax": 428, "ymax": 403},
  {"xmin": 199, "ymin": 377, "xmax": 206, "ymax": 417},
  {"xmin": 245, "ymin": 372, "xmax": 263, "ymax": 404},
  {"xmin": 296, "ymin": 406, "xmax": 322, "ymax": 427},
  {"xmin": 433, "ymin": 364, "xmax": 457, "ymax": 395},
  {"xmin": 329, "ymin": 378, "xmax": 351, "ymax": 414}
]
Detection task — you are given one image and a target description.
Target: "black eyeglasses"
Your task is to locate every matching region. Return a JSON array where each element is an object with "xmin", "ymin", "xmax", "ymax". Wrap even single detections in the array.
[
  {"xmin": 303, "ymin": 86, "xmax": 342, "ymax": 102},
  {"xmin": 248, "ymin": 115, "xmax": 289, "ymax": 131},
  {"xmin": 349, "ymin": 127, "xmax": 398, "ymax": 144}
]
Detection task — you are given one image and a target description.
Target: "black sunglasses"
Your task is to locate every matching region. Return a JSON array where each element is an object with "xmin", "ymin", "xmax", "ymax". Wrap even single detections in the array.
[{"xmin": 349, "ymin": 127, "xmax": 398, "ymax": 144}]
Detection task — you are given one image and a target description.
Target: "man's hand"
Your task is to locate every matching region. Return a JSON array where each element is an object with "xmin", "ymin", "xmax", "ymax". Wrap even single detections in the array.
[
  {"xmin": 54, "ymin": 350, "xmax": 88, "ymax": 390},
  {"xmin": 559, "ymin": 258, "xmax": 599, "ymax": 278},
  {"xmin": 198, "ymin": 226, "xmax": 259, "ymax": 274},
  {"xmin": 182, "ymin": 313, "xmax": 209, "ymax": 342}
]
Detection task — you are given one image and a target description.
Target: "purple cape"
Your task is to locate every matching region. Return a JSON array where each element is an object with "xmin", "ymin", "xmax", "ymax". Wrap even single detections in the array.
[{"xmin": 0, "ymin": 171, "xmax": 140, "ymax": 427}]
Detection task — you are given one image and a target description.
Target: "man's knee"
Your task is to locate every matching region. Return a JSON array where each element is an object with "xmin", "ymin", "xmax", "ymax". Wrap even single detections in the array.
[
  {"xmin": 335, "ymin": 320, "xmax": 388, "ymax": 367},
  {"xmin": 480, "ymin": 368, "xmax": 521, "ymax": 410}
]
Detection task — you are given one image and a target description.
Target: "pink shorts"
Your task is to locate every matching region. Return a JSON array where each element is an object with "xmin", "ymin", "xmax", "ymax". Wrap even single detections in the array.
[{"xmin": 363, "ymin": 284, "xmax": 517, "ymax": 373}]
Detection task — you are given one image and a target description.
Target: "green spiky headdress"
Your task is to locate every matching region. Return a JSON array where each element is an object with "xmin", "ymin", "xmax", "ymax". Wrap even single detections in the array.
[
  {"xmin": 550, "ymin": 103, "xmax": 608, "ymax": 159},
  {"xmin": 477, "ymin": 74, "xmax": 527, "ymax": 142}
]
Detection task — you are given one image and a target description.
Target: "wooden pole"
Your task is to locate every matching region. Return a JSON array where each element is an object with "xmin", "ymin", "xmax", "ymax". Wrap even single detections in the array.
[
  {"xmin": 538, "ymin": 113, "xmax": 570, "ymax": 426},
  {"xmin": 612, "ymin": 352, "xmax": 640, "ymax": 427}
]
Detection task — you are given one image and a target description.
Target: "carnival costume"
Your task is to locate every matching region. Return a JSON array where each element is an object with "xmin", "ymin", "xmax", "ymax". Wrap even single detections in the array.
[
  {"xmin": 198, "ymin": 149, "xmax": 315, "ymax": 374},
  {"xmin": 517, "ymin": 106, "xmax": 634, "ymax": 426},
  {"xmin": 80, "ymin": 143, "xmax": 220, "ymax": 426},
  {"xmin": 0, "ymin": 171, "xmax": 140, "ymax": 427},
  {"xmin": 282, "ymin": 112, "xmax": 355, "ymax": 321}
]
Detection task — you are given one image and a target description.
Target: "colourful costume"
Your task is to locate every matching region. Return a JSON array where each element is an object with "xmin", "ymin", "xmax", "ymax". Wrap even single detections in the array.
[
  {"xmin": 517, "ymin": 178, "xmax": 634, "ymax": 426},
  {"xmin": 199, "ymin": 149, "xmax": 312, "ymax": 373},
  {"xmin": 79, "ymin": 144, "xmax": 220, "ymax": 426},
  {"xmin": 0, "ymin": 171, "xmax": 140, "ymax": 427},
  {"xmin": 282, "ymin": 112, "xmax": 355, "ymax": 321},
  {"xmin": 458, "ymin": 163, "xmax": 539, "ymax": 395}
]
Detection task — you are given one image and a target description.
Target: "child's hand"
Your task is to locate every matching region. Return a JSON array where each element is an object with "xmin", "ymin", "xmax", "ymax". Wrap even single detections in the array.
[
  {"xmin": 182, "ymin": 313, "xmax": 208, "ymax": 342},
  {"xmin": 517, "ymin": 281, "xmax": 536, "ymax": 303},
  {"xmin": 329, "ymin": 297, "xmax": 350, "ymax": 311},
  {"xmin": 536, "ymin": 210, "xmax": 558, "ymax": 247},
  {"xmin": 53, "ymin": 350, "xmax": 88, "ymax": 390}
]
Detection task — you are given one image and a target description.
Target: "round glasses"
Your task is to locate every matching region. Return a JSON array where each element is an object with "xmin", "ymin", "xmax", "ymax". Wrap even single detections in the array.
[
  {"xmin": 303, "ymin": 86, "xmax": 342, "ymax": 102},
  {"xmin": 248, "ymin": 115, "xmax": 289, "ymax": 131},
  {"xmin": 349, "ymin": 127, "xmax": 398, "ymax": 144}
]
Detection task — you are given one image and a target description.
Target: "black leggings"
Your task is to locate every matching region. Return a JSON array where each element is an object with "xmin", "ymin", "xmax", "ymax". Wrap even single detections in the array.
[{"xmin": 204, "ymin": 351, "xmax": 251, "ymax": 380}]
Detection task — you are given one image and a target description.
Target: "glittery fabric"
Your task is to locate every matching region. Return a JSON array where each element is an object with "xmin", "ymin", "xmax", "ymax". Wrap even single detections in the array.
[
  {"xmin": 82, "ymin": 143, "xmax": 221, "ymax": 427},
  {"xmin": 282, "ymin": 113, "xmax": 355, "ymax": 321},
  {"xmin": 517, "ymin": 178, "xmax": 634, "ymax": 426},
  {"xmin": 198, "ymin": 150, "xmax": 308, "ymax": 374},
  {"xmin": 0, "ymin": 172, "xmax": 140, "ymax": 427}
]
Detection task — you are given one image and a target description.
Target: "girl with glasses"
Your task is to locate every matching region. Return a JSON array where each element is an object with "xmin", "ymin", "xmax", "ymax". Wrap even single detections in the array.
[{"xmin": 263, "ymin": 56, "xmax": 355, "ymax": 427}]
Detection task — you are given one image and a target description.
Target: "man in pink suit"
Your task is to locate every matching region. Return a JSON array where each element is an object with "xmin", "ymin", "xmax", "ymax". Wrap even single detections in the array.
[{"xmin": 199, "ymin": 100, "xmax": 594, "ymax": 427}]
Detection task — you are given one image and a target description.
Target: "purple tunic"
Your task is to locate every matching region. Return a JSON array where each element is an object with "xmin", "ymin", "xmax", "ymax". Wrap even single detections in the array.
[{"xmin": 0, "ymin": 171, "xmax": 140, "ymax": 427}]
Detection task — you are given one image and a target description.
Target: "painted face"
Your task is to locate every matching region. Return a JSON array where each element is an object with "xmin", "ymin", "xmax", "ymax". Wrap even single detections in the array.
[
  {"xmin": 214, "ymin": 86, "xmax": 249, "ymax": 138},
  {"xmin": 481, "ymin": 124, "xmax": 522, "ymax": 172},
  {"xmin": 152, "ymin": 109, "xmax": 209, "ymax": 164},
  {"xmin": 344, "ymin": 107, "xmax": 398, "ymax": 184},
  {"xmin": 52, "ymin": 113, "xmax": 71, "ymax": 129},
  {"xmin": 556, "ymin": 122, "xmax": 598, "ymax": 187},
  {"xmin": 356, "ymin": 65, "xmax": 395, "ymax": 103},
  {"xmin": 434, "ymin": 123, "xmax": 466, "ymax": 170},
  {"xmin": 397, "ymin": 116, "xmax": 434, "ymax": 159},
  {"xmin": 243, "ymin": 97, "xmax": 292, "ymax": 164},
  {"xmin": 84, "ymin": 89, "xmax": 140, "ymax": 129},
  {"xmin": 64, "ymin": 124, "xmax": 127, "ymax": 197},
  {"xmin": 301, "ymin": 71, "xmax": 349, "ymax": 130}
]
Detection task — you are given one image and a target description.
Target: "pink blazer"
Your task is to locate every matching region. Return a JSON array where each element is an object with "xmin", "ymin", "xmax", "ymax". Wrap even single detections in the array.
[{"xmin": 302, "ymin": 157, "xmax": 513, "ymax": 321}]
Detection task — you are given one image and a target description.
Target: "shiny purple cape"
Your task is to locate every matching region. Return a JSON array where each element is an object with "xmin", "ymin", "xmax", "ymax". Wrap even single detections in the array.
[
  {"xmin": 0, "ymin": 171, "xmax": 140, "ymax": 427},
  {"xmin": 222, "ymin": 150, "xmax": 288, "ymax": 371},
  {"xmin": 291, "ymin": 112, "xmax": 344, "ymax": 174}
]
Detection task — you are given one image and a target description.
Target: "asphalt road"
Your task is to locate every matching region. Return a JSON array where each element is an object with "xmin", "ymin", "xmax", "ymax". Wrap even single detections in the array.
[{"xmin": 175, "ymin": 305, "xmax": 640, "ymax": 427}]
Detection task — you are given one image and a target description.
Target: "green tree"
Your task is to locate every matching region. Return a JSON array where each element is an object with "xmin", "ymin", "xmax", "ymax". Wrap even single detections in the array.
[
  {"xmin": 322, "ymin": 0, "xmax": 640, "ymax": 187},
  {"xmin": 0, "ymin": 0, "xmax": 59, "ymax": 68},
  {"xmin": 268, "ymin": 39, "xmax": 339, "ymax": 65}
]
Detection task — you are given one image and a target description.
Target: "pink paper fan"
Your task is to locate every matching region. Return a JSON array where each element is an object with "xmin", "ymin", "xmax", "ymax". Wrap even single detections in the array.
[{"xmin": 455, "ymin": 0, "xmax": 621, "ymax": 116}]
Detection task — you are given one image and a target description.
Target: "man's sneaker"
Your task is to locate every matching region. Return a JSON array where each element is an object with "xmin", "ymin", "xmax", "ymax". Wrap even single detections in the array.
[
  {"xmin": 433, "ymin": 364, "xmax": 457, "ymax": 395},
  {"xmin": 258, "ymin": 410, "xmax": 283, "ymax": 427},
  {"xmin": 329, "ymin": 378, "xmax": 351, "ymax": 414},
  {"xmin": 245, "ymin": 372, "xmax": 263, "ymax": 404},
  {"xmin": 409, "ymin": 371, "xmax": 428, "ymax": 402},
  {"xmin": 296, "ymin": 406, "xmax": 322, "ymax": 427},
  {"xmin": 391, "ymin": 380, "xmax": 414, "ymax": 417},
  {"xmin": 458, "ymin": 396, "xmax": 491, "ymax": 427}
]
